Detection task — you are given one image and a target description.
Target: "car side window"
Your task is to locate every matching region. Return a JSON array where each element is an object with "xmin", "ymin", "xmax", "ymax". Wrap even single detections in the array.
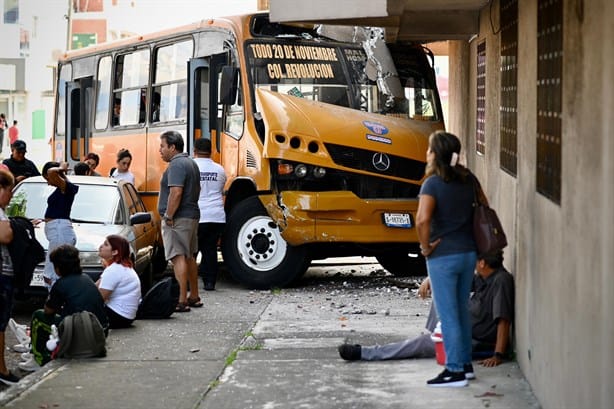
[
  {"xmin": 122, "ymin": 184, "xmax": 138, "ymax": 216},
  {"xmin": 127, "ymin": 184, "xmax": 147, "ymax": 213}
]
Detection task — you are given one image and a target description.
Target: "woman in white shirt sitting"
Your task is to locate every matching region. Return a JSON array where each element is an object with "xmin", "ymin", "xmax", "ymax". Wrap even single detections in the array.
[
  {"xmin": 110, "ymin": 148, "xmax": 135, "ymax": 185},
  {"xmin": 96, "ymin": 235, "xmax": 141, "ymax": 329}
]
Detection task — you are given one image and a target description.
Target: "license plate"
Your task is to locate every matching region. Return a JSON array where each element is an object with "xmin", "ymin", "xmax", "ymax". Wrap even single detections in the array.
[
  {"xmin": 383, "ymin": 212, "xmax": 412, "ymax": 228},
  {"xmin": 30, "ymin": 272, "xmax": 45, "ymax": 288}
]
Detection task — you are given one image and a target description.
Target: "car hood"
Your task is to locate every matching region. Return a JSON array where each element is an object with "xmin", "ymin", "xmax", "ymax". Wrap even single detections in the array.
[{"xmin": 34, "ymin": 222, "xmax": 132, "ymax": 252}]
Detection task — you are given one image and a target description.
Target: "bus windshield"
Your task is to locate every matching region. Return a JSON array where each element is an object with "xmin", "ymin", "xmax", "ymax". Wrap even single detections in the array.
[
  {"xmin": 245, "ymin": 39, "xmax": 440, "ymax": 121},
  {"xmin": 246, "ymin": 40, "xmax": 357, "ymax": 108}
]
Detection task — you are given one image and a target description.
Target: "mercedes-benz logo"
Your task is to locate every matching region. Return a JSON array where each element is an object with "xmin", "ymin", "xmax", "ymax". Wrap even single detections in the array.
[{"xmin": 372, "ymin": 152, "xmax": 391, "ymax": 172}]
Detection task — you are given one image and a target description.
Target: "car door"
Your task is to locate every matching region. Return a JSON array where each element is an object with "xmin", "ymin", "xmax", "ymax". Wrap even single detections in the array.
[{"xmin": 121, "ymin": 182, "xmax": 156, "ymax": 273}]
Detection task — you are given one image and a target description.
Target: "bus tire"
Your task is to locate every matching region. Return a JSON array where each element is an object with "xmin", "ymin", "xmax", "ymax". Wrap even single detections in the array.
[
  {"xmin": 376, "ymin": 249, "xmax": 427, "ymax": 277},
  {"xmin": 222, "ymin": 196, "xmax": 309, "ymax": 289}
]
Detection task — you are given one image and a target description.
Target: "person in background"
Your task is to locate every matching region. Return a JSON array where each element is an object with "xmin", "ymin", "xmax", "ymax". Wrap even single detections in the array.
[
  {"xmin": 8, "ymin": 121, "xmax": 18, "ymax": 146},
  {"xmin": 96, "ymin": 235, "xmax": 141, "ymax": 329},
  {"xmin": 40, "ymin": 161, "xmax": 79, "ymax": 290},
  {"xmin": 193, "ymin": 138, "xmax": 226, "ymax": 291},
  {"xmin": 151, "ymin": 92, "xmax": 161, "ymax": 122},
  {"xmin": 416, "ymin": 130, "xmax": 477, "ymax": 388},
  {"xmin": 73, "ymin": 162, "xmax": 92, "ymax": 176},
  {"xmin": 338, "ymin": 250, "xmax": 514, "ymax": 371},
  {"xmin": 112, "ymin": 99, "xmax": 121, "ymax": 126},
  {"xmin": 0, "ymin": 169, "xmax": 19, "ymax": 385},
  {"xmin": 111, "ymin": 148, "xmax": 135, "ymax": 185},
  {"xmin": 158, "ymin": 130, "xmax": 201, "ymax": 312},
  {"xmin": 0, "ymin": 114, "xmax": 6, "ymax": 155},
  {"xmin": 19, "ymin": 244, "xmax": 108, "ymax": 372},
  {"xmin": 2, "ymin": 140, "xmax": 41, "ymax": 183},
  {"xmin": 84, "ymin": 153, "xmax": 101, "ymax": 176}
]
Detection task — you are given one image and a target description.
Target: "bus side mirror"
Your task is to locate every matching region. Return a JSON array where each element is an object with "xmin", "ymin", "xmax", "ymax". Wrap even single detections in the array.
[{"xmin": 220, "ymin": 66, "xmax": 238, "ymax": 105}]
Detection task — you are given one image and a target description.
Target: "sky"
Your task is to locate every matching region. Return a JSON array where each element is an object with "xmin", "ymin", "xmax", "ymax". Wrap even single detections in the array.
[{"xmin": 105, "ymin": 0, "xmax": 259, "ymax": 36}]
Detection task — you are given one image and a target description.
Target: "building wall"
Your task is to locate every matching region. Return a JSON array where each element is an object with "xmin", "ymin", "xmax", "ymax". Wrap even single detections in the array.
[{"xmin": 448, "ymin": 0, "xmax": 613, "ymax": 407}]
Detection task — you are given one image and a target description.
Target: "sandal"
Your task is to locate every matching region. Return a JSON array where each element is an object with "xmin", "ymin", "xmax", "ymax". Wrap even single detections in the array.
[
  {"xmin": 175, "ymin": 302, "xmax": 191, "ymax": 313},
  {"xmin": 187, "ymin": 296, "xmax": 204, "ymax": 308}
]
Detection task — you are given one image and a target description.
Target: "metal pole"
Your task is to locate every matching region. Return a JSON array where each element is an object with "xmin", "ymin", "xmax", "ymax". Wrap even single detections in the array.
[{"xmin": 66, "ymin": 0, "xmax": 73, "ymax": 51}]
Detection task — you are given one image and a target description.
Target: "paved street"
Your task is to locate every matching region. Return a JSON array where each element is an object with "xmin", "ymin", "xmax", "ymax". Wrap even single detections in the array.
[{"xmin": 1, "ymin": 258, "xmax": 540, "ymax": 408}]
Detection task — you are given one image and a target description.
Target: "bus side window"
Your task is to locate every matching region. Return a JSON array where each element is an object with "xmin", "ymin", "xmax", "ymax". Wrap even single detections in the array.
[
  {"xmin": 95, "ymin": 56, "xmax": 112, "ymax": 130},
  {"xmin": 113, "ymin": 49, "xmax": 150, "ymax": 127},
  {"xmin": 152, "ymin": 39, "xmax": 193, "ymax": 124}
]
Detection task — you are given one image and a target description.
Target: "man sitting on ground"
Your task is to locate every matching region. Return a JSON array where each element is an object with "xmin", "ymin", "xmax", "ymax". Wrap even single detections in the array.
[{"xmin": 338, "ymin": 250, "xmax": 514, "ymax": 371}]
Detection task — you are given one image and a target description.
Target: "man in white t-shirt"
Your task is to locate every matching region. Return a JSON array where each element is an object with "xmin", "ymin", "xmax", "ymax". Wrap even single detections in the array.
[{"xmin": 193, "ymin": 138, "xmax": 226, "ymax": 291}]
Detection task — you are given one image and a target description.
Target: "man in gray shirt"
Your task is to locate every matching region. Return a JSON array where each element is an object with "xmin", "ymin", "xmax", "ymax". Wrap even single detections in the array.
[
  {"xmin": 158, "ymin": 130, "xmax": 202, "ymax": 312},
  {"xmin": 339, "ymin": 250, "xmax": 514, "ymax": 375}
]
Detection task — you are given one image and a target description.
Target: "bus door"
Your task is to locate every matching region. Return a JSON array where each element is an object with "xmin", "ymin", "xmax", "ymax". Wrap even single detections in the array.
[
  {"xmin": 65, "ymin": 77, "xmax": 94, "ymax": 166},
  {"xmin": 188, "ymin": 53, "xmax": 238, "ymax": 174}
]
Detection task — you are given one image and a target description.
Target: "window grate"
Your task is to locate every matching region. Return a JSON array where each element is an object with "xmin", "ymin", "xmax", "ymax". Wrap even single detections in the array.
[
  {"xmin": 500, "ymin": 0, "xmax": 518, "ymax": 176},
  {"xmin": 476, "ymin": 41, "xmax": 486, "ymax": 155},
  {"xmin": 536, "ymin": 0, "xmax": 563, "ymax": 204}
]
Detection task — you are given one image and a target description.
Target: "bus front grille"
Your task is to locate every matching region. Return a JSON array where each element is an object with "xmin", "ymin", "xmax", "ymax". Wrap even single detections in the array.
[
  {"xmin": 324, "ymin": 143, "xmax": 425, "ymax": 181},
  {"xmin": 276, "ymin": 169, "xmax": 421, "ymax": 199}
]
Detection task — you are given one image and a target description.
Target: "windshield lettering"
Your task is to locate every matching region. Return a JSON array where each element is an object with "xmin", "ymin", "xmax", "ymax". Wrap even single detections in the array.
[{"xmin": 267, "ymin": 63, "xmax": 335, "ymax": 80}]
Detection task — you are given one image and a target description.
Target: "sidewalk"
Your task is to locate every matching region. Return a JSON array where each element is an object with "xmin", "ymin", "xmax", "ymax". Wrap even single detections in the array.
[{"xmin": 0, "ymin": 268, "xmax": 541, "ymax": 409}]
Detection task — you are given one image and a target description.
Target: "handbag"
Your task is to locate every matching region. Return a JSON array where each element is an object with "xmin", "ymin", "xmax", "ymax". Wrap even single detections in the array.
[{"xmin": 471, "ymin": 175, "xmax": 508, "ymax": 254}]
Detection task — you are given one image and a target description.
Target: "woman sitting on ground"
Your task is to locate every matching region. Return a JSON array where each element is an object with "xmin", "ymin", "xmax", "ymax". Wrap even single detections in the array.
[
  {"xmin": 20, "ymin": 245, "xmax": 108, "ymax": 372},
  {"xmin": 96, "ymin": 235, "xmax": 141, "ymax": 329}
]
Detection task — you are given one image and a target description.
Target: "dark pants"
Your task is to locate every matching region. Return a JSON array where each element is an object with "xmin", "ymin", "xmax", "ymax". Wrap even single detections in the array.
[
  {"xmin": 0, "ymin": 275, "xmax": 14, "ymax": 332},
  {"xmin": 105, "ymin": 306, "xmax": 134, "ymax": 329},
  {"xmin": 197, "ymin": 222, "xmax": 225, "ymax": 286}
]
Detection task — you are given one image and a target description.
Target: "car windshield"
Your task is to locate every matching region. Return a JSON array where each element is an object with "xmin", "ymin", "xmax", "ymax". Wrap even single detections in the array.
[{"xmin": 11, "ymin": 182, "xmax": 122, "ymax": 224}]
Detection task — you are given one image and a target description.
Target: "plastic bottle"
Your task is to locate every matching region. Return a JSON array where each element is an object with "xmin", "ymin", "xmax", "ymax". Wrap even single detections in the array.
[
  {"xmin": 430, "ymin": 321, "xmax": 446, "ymax": 365},
  {"xmin": 46, "ymin": 324, "xmax": 59, "ymax": 351}
]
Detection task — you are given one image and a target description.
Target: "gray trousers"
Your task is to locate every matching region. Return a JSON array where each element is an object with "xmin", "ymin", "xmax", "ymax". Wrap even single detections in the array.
[
  {"xmin": 360, "ymin": 333, "xmax": 436, "ymax": 361},
  {"xmin": 361, "ymin": 303, "xmax": 438, "ymax": 361},
  {"xmin": 359, "ymin": 302, "xmax": 497, "ymax": 361}
]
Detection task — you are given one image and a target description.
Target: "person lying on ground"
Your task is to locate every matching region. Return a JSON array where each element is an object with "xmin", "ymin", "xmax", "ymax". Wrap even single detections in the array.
[{"xmin": 338, "ymin": 249, "xmax": 514, "ymax": 370}]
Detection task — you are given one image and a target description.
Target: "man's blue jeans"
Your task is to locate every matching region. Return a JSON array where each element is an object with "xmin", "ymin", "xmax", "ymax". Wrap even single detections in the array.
[
  {"xmin": 427, "ymin": 251, "xmax": 476, "ymax": 372},
  {"xmin": 44, "ymin": 219, "xmax": 76, "ymax": 289}
]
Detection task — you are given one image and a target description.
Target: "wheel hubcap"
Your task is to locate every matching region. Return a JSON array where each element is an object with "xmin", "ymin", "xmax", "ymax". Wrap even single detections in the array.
[{"xmin": 237, "ymin": 215, "xmax": 287, "ymax": 271}]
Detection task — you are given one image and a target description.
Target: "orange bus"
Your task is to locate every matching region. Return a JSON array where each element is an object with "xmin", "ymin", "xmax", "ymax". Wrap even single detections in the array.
[{"xmin": 53, "ymin": 13, "xmax": 444, "ymax": 289}]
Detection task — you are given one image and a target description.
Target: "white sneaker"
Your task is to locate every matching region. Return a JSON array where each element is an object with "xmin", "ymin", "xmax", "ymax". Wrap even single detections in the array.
[
  {"xmin": 13, "ymin": 342, "xmax": 31, "ymax": 353},
  {"xmin": 18, "ymin": 356, "xmax": 41, "ymax": 372},
  {"xmin": 8, "ymin": 318, "xmax": 30, "ymax": 345},
  {"xmin": 20, "ymin": 352, "xmax": 33, "ymax": 361}
]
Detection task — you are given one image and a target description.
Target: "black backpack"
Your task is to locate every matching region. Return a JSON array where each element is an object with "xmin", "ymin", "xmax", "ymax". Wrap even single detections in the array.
[
  {"xmin": 136, "ymin": 276, "xmax": 179, "ymax": 319},
  {"xmin": 7, "ymin": 216, "xmax": 45, "ymax": 290}
]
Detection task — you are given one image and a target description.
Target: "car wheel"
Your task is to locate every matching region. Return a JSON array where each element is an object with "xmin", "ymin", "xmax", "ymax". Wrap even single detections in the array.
[
  {"xmin": 376, "ymin": 248, "xmax": 427, "ymax": 277},
  {"xmin": 221, "ymin": 196, "xmax": 309, "ymax": 289}
]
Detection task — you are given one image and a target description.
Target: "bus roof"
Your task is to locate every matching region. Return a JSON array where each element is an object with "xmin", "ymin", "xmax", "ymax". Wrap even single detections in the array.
[{"xmin": 58, "ymin": 12, "xmax": 253, "ymax": 62}]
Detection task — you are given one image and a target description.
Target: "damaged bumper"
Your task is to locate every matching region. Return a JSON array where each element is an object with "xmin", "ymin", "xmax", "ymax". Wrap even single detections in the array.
[{"xmin": 259, "ymin": 192, "xmax": 419, "ymax": 246}]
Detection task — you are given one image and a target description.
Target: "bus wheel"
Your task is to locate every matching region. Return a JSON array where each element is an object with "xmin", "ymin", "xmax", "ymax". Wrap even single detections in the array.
[
  {"xmin": 376, "ymin": 249, "xmax": 427, "ymax": 277},
  {"xmin": 222, "ymin": 196, "xmax": 309, "ymax": 289}
]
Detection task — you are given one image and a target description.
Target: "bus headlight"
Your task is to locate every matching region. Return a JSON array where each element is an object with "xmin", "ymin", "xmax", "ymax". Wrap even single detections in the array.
[
  {"xmin": 294, "ymin": 164, "xmax": 308, "ymax": 178},
  {"xmin": 313, "ymin": 167, "xmax": 326, "ymax": 178}
]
